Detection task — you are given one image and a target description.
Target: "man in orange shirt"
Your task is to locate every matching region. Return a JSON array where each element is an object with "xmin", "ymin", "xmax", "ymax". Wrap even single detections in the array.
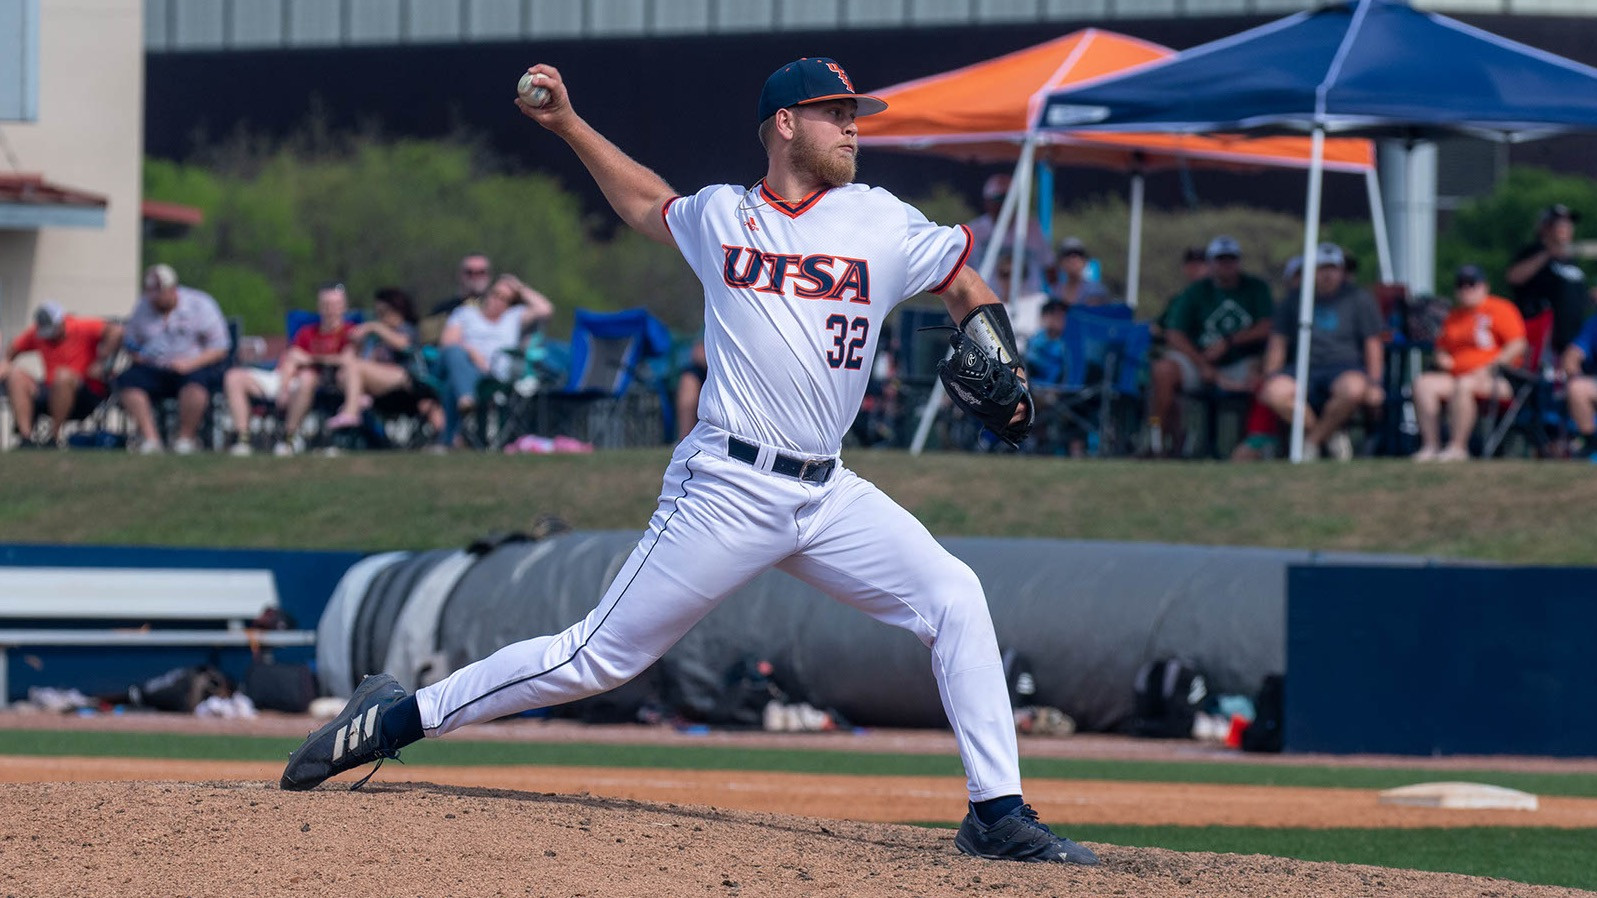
[
  {"xmin": 4, "ymin": 302, "xmax": 122, "ymax": 447},
  {"xmin": 1411, "ymin": 266, "xmax": 1527, "ymax": 462}
]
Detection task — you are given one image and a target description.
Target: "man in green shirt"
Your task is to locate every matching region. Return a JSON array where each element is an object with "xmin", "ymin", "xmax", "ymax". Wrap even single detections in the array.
[{"xmin": 1147, "ymin": 235, "xmax": 1275, "ymax": 453}]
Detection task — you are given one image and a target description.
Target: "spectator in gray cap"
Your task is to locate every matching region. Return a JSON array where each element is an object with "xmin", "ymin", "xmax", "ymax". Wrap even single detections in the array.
[
  {"xmin": 966, "ymin": 173, "xmax": 1054, "ymax": 296},
  {"xmin": 115, "ymin": 264, "xmax": 231, "ymax": 454},
  {"xmin": 1052, "ymin": 236, "xmax": 1114, "ymax": 307},
  {"xmin": 1258, "ymin": 242, "xmax": 1385, "ymax": 460}
]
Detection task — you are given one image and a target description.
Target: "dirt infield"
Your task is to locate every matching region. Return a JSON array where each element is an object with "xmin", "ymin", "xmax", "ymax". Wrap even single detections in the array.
[
  {"xmin": 4, "ymin": 717, "xmax": 1595, "ymax": 896},
  {"xmin": 2, "ymin": 779, "xmax": 1592, "ymax": 898},
  {"xmin": 4, "ymin": 756, "xmax": 1595, "ymax": 830}
]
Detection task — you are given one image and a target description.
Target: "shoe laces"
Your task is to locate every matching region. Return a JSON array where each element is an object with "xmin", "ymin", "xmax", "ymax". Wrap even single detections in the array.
[
  {"xmin": 348, "ymin": 748, "xmax": 404, "ymax": 791},
  {"xmin": 1010, "ymin": 803, "xmax": 1056, "ymax": 836}
]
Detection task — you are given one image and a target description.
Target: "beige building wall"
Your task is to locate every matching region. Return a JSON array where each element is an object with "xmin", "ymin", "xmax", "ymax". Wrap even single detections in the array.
[{"xmin": 0, "ymin": 0, "xmax": 143, "ymax": 338}]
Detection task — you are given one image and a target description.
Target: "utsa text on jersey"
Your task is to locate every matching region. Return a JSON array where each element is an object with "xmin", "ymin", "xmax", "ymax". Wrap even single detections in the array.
[{"xmin": 720, "ymin": 245, "xmax": 871, "ymax": 303}]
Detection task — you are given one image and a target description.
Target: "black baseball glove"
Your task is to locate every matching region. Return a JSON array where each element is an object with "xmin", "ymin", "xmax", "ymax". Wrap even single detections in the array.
[{"xmin": 935, "ymin": 306, "xmax": 1034, "ymax": 446}]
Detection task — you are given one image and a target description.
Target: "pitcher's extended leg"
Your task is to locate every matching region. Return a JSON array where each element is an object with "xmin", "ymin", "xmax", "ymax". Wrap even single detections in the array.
[
  {"xmin": 417, "ymin": 450, "xmax": 793, "ymax": 735},
  {"xmin": 777, "ymin": 470, "xmax": 1019, "ymax": 801}
]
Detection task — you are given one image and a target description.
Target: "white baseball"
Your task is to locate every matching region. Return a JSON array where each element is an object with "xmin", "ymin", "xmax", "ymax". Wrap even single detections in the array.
[{"xmin": 518, "ymin": 72, "xmax": 551, "ymax": 107}]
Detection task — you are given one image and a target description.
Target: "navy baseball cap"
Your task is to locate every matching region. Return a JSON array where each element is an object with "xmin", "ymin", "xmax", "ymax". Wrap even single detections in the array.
[
  {"xmin": 757, "ymin": 58, "xmax": 887, "ymax": 124},
  {"xmin": 1455, "ymin": 264, "xmax": 1487, "ymax": 286}
]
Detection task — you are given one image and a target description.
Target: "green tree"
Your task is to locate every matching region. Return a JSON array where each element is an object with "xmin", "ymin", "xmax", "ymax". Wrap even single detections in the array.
[{"xmin": 143, "ymin": 135, "xmax": 607, "ymax": 337}]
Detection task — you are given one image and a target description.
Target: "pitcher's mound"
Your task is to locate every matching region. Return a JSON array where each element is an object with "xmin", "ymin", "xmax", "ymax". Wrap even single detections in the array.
[{"xmin": 0, "ymin": 781, "xmax": 1584, "ymax": 898}]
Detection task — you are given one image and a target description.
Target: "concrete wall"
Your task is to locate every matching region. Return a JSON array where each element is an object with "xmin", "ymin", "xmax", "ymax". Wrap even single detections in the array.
[{"xmin": 0, "ymin": 0, "xmax": 142, "ymax": 336}]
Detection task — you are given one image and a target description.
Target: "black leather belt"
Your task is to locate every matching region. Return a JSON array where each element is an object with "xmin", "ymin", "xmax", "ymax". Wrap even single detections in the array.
[{"xmin": 727, "ymin": 436, "xmax": 836, "ymax": 484}]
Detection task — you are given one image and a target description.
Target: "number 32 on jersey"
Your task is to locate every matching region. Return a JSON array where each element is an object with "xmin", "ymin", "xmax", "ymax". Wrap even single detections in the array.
[{"xmin": 825, "ymin": 314, "xmax": 868, "ymax": 370}]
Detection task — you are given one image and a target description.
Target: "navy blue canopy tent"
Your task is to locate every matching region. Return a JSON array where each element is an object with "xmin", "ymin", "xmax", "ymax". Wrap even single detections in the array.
[{"xmin": 1040, "ymin": 0, "xmax": 1597, "ymax": 461}]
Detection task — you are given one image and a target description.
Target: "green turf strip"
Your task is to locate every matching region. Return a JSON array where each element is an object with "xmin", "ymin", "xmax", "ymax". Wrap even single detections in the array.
[
  {"xmin": 916, "ymin": 823, "xmax": 1597, "ymax": 892},
  {"xmin": 7, "ymin": 728, "xmax": 1597, "ymax": 799}
]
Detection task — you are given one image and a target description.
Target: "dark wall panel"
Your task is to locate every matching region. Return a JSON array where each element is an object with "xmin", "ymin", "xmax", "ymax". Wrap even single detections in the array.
[{"xmin": 1287, "ymin": 565, "xmax": 1597, "ymax": 757}]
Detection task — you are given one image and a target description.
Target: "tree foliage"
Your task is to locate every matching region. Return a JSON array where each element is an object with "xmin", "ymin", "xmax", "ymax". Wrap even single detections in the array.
[{"xmin": 144, "ymin": 136, "xmax": 606, "ymax": 336}]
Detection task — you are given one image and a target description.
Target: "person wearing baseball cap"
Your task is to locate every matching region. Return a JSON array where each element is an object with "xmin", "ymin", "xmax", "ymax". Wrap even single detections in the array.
[
  {"xmin": 1507, "ymin": 202, "xmax": 1595, "ymax": 355},
  {"xmin": 1410, "ymin": 265, "xmax": 1527, "ymax": 462},
  {"xmin": 1148, "ymin": 235, "xmax": 1273, "ymax": 456},
  {"xmin": 116, "ymin": 263, "xmax": 232, "ymax": 454},
  {"xmin": 966, "ymin": 172, "xmax": 1053, "ymax": 297},
  {"xmin": 1258, "ymin": 242, "xmax": 1385, "ymax": 460},
  {"xmin": 756, "ymin": 56, "xmax": 887, "ymax": 125},
  {"xmin": 1051, "ymin": 237, "xmax": 1112, "ymax": 308},
  {"xmin": 309, "ymin": 58, "xmax": 1099, "ymax": 867},
  {"xmin": 4, "ymin": 301, "xmax": 121, "ymax": 447}
]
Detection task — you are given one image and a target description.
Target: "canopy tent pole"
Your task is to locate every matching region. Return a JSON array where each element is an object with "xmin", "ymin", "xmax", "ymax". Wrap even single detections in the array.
[
  {"xmin": 910, "ymin": 139, "xmax": 1034, "ymax": 455},
  {"xmin": 1364, "ymin": 168, "xmax": 1394, "ymax": 284},
  {"xmin": 1008, "ymin": 137, "xmax": 1037, "ymax": 304},
  {"xmin": 1289, "ymin": 126, "xmax": 1327, "ymax": 464},
  {"xmin": 1403, "ymin": 141, "xmax": 1438, "ymax": 296},
  {"xmin": 1126, "ymin": 168, "xmax": 1146, "ymax": 308}
]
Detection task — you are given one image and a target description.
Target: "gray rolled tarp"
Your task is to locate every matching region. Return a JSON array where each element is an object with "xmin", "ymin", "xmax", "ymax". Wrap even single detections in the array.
[
  {"xmin": 316, "ymin": 552, "xmax": 408, "ymax": 698},
  {"xmin": 323, "ymin": 532, "xmax": 1441, "ymax": 730},
  {"xmin": 350, "ymin": 549, "xmax": 457, "ymax": 691},
  {"xmin": 382, "ymin": 550, "xmax": 481, "ymax": 692}
]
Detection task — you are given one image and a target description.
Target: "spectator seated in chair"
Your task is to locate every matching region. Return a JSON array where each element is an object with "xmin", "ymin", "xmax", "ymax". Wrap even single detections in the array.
[
  {"xmin": 966, "ymin": 173, "xmax": 1053, "ymax": 297},
  {"xmin": 1052, "ymin": 236, "xmax": 1115, "ymax": 308},
  {"xmin": 1024, "ymin": 298, "xmax": 1084, "ymax": 456},
  {"xmin": 323, "ymin": 287, "xmax": 444, "ymax": 438},
  {"xmin": 1258, "ymin": 243, "xmax": 1385, "ymax": 461},
  {"xmin": 437, "ymin": 274, "xmax": 553, "ymax": 447},
  {"xmin": 1147, "ymin": 235, "xmax": 1274, "ymax": 457},
  {"xmin": 1560, "ymin": 311, "xmax": 1597, "ymax": 459},
  {"xmin": 1412, "ymin": 266, "xmax": 1527, "ymax": 463},
  {"xmin": 115, "ymin": 264, "xmax": 231, "ymax": 455},
  {"xmin": 420, "ymin": 253, "xmax": 494, "ymax": 346},
  {"xmin": 4, "ymin": 301, "xmax": 121, "ymax": 448},
  {"xmin": 224, "ymin": 282, "xmax": 356, "ymax": 456}
]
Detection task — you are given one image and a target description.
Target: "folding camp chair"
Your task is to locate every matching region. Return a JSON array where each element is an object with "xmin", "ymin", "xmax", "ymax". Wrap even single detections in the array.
[
  {"xmin": 1482, "ymin": 309, "xmax": 1557, "ymax": 457},
  {"xmin": 1038, "ymin": 308, "xmax": 1151, "ymax": 457},
  {"xmin": 494, "ymin": 308, "xmax": 674, "ymax": 450}
]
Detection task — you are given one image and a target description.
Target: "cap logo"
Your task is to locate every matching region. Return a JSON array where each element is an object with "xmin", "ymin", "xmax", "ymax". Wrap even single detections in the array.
[{"xmin": 825, "ymin": 62, "xmax": 855, "ymax": 92}]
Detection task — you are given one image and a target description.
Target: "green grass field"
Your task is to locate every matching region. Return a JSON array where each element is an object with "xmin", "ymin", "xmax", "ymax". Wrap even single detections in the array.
[
  {"xmin": 924, "ymin": 823, "xmax": 1597, "ymax": 891},
  {"xmin": 5, "ymin": 729, "xmax": 1593, "ymax": 890},
  {"xmin": 6, "ymin": 728, "xmax": 1597, "ymax": 797},
  {"xmin": 3, "ymin": 451, "xmax": 1597, "ymax": 561}
]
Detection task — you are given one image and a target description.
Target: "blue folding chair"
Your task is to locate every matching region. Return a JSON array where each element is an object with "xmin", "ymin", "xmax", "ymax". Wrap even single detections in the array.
[
  {"xmin": 562, "ymin": 308, "xmax": 673, "ymax": 396},
  {"xmin": 1049, "ymin": 309, "xmax": 1151, "ymax": 457},
  {"xmin": 504, "ymin": 308, "xmax": 674, "ymax": 449}
]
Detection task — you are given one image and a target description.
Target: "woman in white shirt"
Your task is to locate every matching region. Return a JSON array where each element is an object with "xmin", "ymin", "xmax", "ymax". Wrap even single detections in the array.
[{"xmin": 437, "ymin": 274, "xmax": 553, "ymax": 445}]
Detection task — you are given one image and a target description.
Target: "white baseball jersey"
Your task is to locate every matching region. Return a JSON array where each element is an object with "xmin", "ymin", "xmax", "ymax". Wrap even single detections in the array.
[{"xmin": 664, "ymin": 181, "xmax": 972, "ymax": 456}]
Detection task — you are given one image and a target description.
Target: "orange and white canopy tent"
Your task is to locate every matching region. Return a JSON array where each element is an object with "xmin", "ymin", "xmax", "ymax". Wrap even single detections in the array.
[{"xmin": 857, "ymin": 28, "xmax": 1375, "ymax": 174}]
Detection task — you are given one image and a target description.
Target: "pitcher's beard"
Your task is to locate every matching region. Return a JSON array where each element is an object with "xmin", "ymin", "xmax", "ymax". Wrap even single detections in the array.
[{"xmin": 792, "ymin": 129, "xmax": 857, "ymax": 188}]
